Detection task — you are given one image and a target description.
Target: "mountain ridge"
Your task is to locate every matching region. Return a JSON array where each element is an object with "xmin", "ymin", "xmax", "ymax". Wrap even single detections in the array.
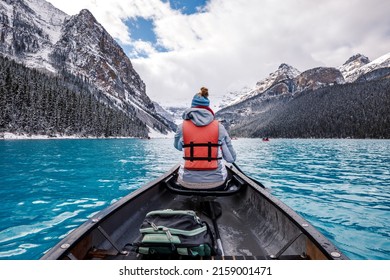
[
  {"xmin": 0, "ymin": 0, "xmax": 175, "ymax": 137},
  {"xmin": 218, "ymin": 52, "xmax": 390, "ymax": 110},
  {"xmin": 216, "ymin": 52, "xmax": 390, "ymax": 139}
]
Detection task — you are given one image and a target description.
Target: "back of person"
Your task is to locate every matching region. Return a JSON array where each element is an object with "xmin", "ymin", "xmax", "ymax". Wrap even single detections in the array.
[{"xmin": 174, "ymin": 87, "xmax": 236, "ymax": 189}]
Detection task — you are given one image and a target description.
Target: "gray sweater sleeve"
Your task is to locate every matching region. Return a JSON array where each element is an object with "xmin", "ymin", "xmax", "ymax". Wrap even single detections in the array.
[
  {"xmin": 219, "ymin": 123, "xmax": 236, "ymax": 163},
  {"xmin": 173, "ymin": 124, "xmax": 183, "ymax": 151}
]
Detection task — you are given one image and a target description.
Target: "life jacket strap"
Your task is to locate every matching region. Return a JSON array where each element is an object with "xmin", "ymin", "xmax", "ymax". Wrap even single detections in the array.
[
  {"xmin": 182, "ymin": 141, "xmax": 222, "ymax": 162},
  {"xmin": 182, "ymin": 143, "xmax": 222, "ymax": 147}
]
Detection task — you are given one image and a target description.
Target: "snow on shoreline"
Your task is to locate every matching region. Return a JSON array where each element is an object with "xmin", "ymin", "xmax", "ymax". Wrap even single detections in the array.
[
  {"xmin": 147, "ymin": 126, "xmax": 175, "ymax": 139},
  {"xmin": 1, "ymin": 130, "xmax": 175, "ymax": 140},
  {"xmin": 1, "ymin": 132, "xmax": 82, "ymax": 140}
]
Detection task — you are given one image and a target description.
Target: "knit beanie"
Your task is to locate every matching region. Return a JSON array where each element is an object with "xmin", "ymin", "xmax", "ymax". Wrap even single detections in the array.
[{"xmin": 191, "ymin": 93, "xmax": 210, "ymax": 107}]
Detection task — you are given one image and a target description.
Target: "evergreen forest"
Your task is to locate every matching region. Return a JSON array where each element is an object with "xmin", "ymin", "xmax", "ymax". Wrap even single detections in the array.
[
  {"xmin": 227, "ymin": 79, "xmax": 390, "ymax": 138},
  {"xmin": 0, "ymin": 56, "xmax": 149, "ymax": 138}
]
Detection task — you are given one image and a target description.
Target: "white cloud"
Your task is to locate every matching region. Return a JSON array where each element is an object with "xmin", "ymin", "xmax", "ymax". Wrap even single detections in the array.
[
  {"xmin": 131, "ymin": 40, "xmax": 159, "ymax": 57},
  {"xmin": 46, "ymin": 0, "xmax": 390, "ymax": 107}
]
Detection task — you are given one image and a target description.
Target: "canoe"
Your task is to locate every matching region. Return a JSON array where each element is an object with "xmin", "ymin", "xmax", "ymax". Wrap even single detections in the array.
[{"xmin": 41, "ymin": 163, "xmax": 348, "ymax": 260}]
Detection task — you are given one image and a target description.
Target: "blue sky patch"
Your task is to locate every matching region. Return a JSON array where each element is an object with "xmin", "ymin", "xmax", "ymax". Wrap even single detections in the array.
[
  {"xmin": 124, "ymin": 17, "xmax": 170, "ymax": 58},
  {"xmin": 123, "ymin": 1, "xmax": 209, "ymax": 58},
  {"xmin": 162, "ymin": 0, "xmax": 209, "ymax": 15},
  {"xmin": 126, "ymin": 17, "xmax": 157, "ymax": 44}
]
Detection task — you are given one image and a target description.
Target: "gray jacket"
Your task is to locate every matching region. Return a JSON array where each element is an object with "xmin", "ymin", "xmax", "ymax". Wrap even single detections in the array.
[{"xmin": 174, "ymin": 108, "xmax": 236, "ymax": 185}]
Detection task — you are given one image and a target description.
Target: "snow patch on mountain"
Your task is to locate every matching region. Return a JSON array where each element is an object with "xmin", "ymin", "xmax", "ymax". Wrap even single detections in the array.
[
  {"xmin": 218, "ymin": 64, "xmax": 301, "ymax": 109},
  {"xmin": 339, "ymin": 53, "xmax": 390, "ymax": 82},
  {"xmin": 0, "ymin": 0, "xmax": 174, "ymax": 136},
  {"xmin": 161, "ymin": 106, "xmax": 187, "ymax": 125},
  {"xmin": 217, "ymin": 87, "xmax": 253, "ymax": 110},
  {"xmin": 338, "ymin": 54, "xmax": 370, "ymax": 82},
  {"xmin": 356, "ymin": 52, "xmax": 390, "ymax": 79},
  {"xmin": 218, "ymin": 52, "xmax": 390, "ymax": 111},
  {"xmin": 25, "ymin": 0, "xmax": 68, "ymax": 39},
  {"xmin": 0, "ymin": 0, "xmax": 68, "ymax": 72}
]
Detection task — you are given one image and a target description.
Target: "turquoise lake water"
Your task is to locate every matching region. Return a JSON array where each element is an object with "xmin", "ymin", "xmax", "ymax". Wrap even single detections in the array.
[{"xmin": 0, "ymin": 138, "xmax": 389, "ymax": 260}]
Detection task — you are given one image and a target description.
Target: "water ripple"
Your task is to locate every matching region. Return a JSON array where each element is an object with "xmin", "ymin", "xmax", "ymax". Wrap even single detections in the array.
[
  {"xmin": 0, "ymin": 211, "xmax": 81, "ymax": 244},
  {"xmin": 0, "ymin": 138, "xmax": 389, "ymax": 260}
]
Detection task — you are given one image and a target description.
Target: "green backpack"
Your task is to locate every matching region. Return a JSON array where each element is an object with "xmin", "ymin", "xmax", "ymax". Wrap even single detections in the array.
[{"xmin": 135, "ymin": 209, "xmax": 215, "ymax": 257}]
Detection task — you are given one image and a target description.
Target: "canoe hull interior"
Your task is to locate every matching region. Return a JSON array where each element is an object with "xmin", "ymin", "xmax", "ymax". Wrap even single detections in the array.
[{"xmin": 41, "ymin": 164, "xmax": 347, "ymax": 260}]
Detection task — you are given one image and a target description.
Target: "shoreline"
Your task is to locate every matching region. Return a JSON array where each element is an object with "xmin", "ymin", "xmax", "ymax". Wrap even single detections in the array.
[
  {"xmin": 1, "ymin": 132, "xmax": 388, "ymax": 141},
  {"xmin": 0, "ymin": 132, "xmax": 136, "ymax": 140},
  {"xmin": 0, "ymin": 132, "xmax": 175, "ymax": 140}
]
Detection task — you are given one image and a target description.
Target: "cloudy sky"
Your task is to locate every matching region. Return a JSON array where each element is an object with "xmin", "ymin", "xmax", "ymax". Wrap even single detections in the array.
[{"xmin": 46, "ymin": 0, "xmax": 390, "ymax": 107}]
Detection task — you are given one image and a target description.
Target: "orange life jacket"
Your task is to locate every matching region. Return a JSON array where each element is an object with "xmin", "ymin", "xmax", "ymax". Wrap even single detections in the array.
[{"xmin": 182, "ymin": 120, "xmax": 221, "ymax": 170}]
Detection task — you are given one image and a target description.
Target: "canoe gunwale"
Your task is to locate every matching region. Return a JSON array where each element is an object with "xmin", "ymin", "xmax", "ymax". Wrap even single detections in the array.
[
  {"xmin": 226, "ymin": 164, "xmax": 348, "ymax": 260},
  {"xmin": 40, "ymin": 164, "xmax": 181, "ymax": 260}
]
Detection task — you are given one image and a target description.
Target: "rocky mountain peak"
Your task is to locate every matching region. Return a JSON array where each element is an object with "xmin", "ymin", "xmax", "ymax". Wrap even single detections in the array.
[
  {"xmin": 217, "ymin": 64, "xmax": 301, "ymax": 109},
  {"xmin": 338, "ymin": 53, "xmax": 370, "ymax": 82},
  {"xmin": 297, "ymin": 67, "xmax": 344, "ymax": 91},
  {"xmin": 70, "ymin": 9, "xmax": 101, "ymax": 31},
  {"xmin": 53, "ymin": 7, "xmax": 158, "ymax": 107},
  {"xmin": 338, "ymin": 52, "xmax": 390, "ymax": 82},
  {"xmin": 78, "ymin": 8, "xmax": 94, "ymax": 18},
  {"xmin": 255, "ymin": 63, "xmax": 300, "ymax": 90},
  {"xmin": 278, "ymin": 63, "xmax": 292, "ymax": 70},
  {"xmin": 353, "ymin": 52, "xmax": 390, "ymax": 82},
  {"xmin": 343, "ymin": 53, "xmax": 370, "ymax": 66},
  {"xmin": 0, "ymin": 0, "xmax": 174, "ymax": 136},
  {"xmin": 0, "ymin": 0, "xmax": 67, "ymax": 71}
]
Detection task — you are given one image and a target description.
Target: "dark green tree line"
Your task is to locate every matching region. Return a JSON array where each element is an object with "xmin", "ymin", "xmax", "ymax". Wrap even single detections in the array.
[
  {"xmin": 0, "ymin": 56, "xmax": 148, "ymax": 138},
  {"xmin": 219, "ymin": 77, "xmax": 390, "ymax": 139}
]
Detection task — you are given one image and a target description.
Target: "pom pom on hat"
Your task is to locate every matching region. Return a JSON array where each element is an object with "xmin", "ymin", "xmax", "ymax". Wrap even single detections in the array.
[{"xmin": 191, "ymin": 88, "xmax": 210, "ymax": 107}]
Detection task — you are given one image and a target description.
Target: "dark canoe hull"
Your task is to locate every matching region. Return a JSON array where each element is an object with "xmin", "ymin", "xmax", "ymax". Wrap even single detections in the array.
[{"xmin": 41, "ymin": 164, "xmax": 348, "ymax": 260}]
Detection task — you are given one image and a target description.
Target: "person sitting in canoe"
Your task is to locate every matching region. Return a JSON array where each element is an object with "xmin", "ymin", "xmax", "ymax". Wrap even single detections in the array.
[{"xmin": 174, "ymin": 87, "xmax": 236, "ymax": 190}]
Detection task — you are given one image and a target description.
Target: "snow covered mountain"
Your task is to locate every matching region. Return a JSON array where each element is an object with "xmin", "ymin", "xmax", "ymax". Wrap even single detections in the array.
[
  {"xmin": 338, "ymin": 54, "xmax": 371, "ymax": 82},
  {"xmin": 216, "ymin": 52, "xmax": 390, "ymax": 139},
  {"xmin": 0, "ymin": 0, "xmax": 67, "ymax": 72},
  {"xmin": 348, "ymin": 52, "xmax": 390, "ymax": 82},
  {"xmin": 217, "ymin": 86, "xmax": 252, "ymax": 110},
  {"xmin": 0, "ymin": 0, "xmax": 173, "ymax": 136},
  {"xmin": 218, "ymin": 64, "xmax": 301, "ymax": 109},
  {"xmin": 296, "ymin": 67, "xmax": 344, "ymax": 92},
  {"xmin": 338, "ymin": 53, "xmax": 390, "ymax": 82},
  {"xmin": 218, "ymin": 52, "xmax": 390, "ymax": 111},
  {"xmin": 256, "ymin": 63, "xmax": 301, "ymax": 91},
  {"xmin": 216, "ymin": 64, "xmax": 345, "ymax": 126}
]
